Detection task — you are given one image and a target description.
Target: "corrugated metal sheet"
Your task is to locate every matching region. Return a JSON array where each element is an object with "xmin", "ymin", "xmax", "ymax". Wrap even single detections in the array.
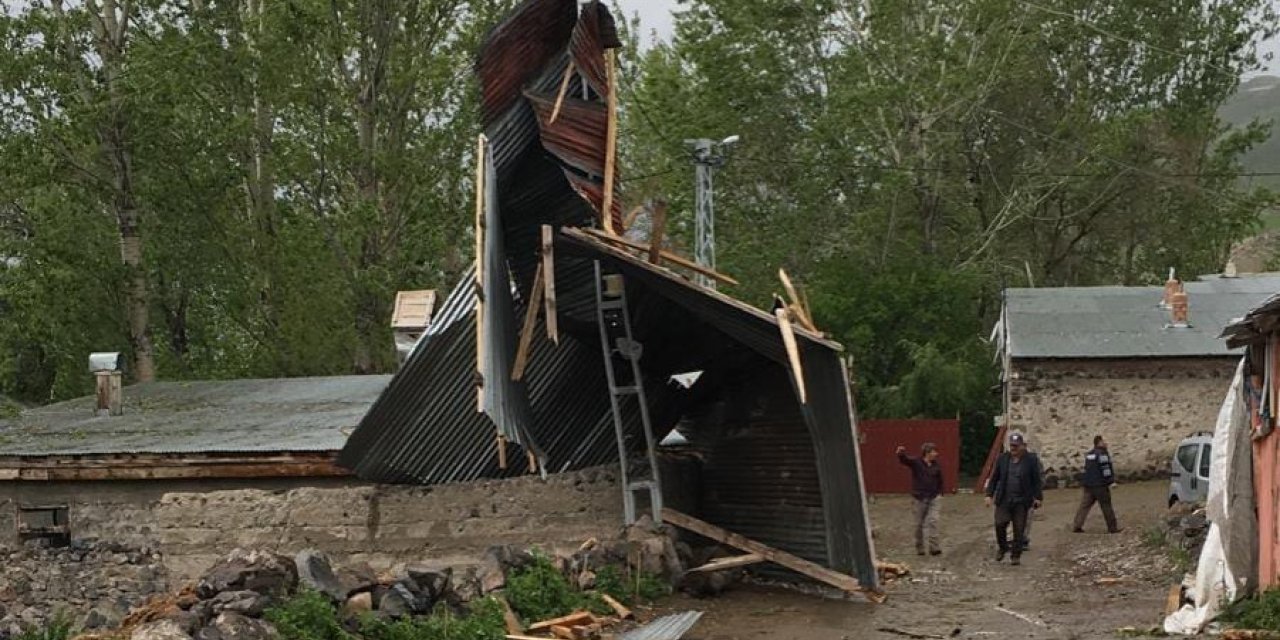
[
  {"xmin": 0, "ymin": 376, "xmax": 389, "ymax": 456},
  {"xmin": 620, "ymin": 612, "xmax": 703, "ymax": 640},
  {"xmin": 858, "ymin": 419, "xmax": 960, "ymax": 495},
  {"xmin": 1221, "ymin": 292, "xmax": 1280, "ymax": 348},
  {"xmin": 1003, "ymin": 275, "xmax": 1280, "ymax": 359}
]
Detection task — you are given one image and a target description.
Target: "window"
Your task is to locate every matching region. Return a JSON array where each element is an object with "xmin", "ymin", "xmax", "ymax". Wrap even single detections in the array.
[
  {"xmin": 18, "ymin": 505, "xmax": 70, "ymax": 548},
  {"xmin": 1176, "ymin": 445, "xmax": 1199, "ymax": 473},
  {"xmin": 1199, "ymin": 444, "xmax": 1212, "ymax": 478}
]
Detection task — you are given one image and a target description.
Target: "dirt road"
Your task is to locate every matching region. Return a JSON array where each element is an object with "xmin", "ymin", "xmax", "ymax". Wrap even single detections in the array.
[{"xmin": 660, "ymin": 480, "xmax": 1178, "ymax": 640}]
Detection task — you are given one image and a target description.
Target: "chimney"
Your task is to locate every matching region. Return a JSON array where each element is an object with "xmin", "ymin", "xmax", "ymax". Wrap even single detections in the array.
[
  {"xmin": 1161, "ymin": 267, "xmax": 1178, "ymax": 308},
  {"xmin": 1170, "ymin": 284, "xmax": 1190, "ymax": 328},
  {"xmin": 391, "ymin": 290, "xmax": 437, "ymax": 365},
  {"xmin": 88, "ymin": 352, "xmax": 123, "ymax": 416}
]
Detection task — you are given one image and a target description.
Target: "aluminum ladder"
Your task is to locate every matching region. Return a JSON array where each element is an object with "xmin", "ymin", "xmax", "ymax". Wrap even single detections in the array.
[{"xmin": 593, "ymin": 261, "xmax": 663, "ymax": 524}]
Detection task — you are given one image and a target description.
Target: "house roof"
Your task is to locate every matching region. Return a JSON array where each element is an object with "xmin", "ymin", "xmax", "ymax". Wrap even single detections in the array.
[
  {"xmin": 1002, "ymin": 274, "xmax": 1280, "ymax": 359},
  {"xmin": 0, "ymin": 375, "xmax": 390, "ymax": 457}
]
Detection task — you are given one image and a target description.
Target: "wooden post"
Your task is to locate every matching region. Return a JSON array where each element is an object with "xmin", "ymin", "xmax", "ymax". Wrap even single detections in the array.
[
  {"xmin": 496, "ymin": 433, "xmax": 508, "ymax": 470},
  {"xmin": 601, "ymin": 49, "xmax": 619, "ymax": 235},
  {"xmin": 647, "ymin": 199, "xmax": 667, "ymax": 264},
  {"xmin": 550, "ymin": 61, "xmax": 575, "ymax": 125},
  {"xmin": 474, "ymin": 135, "xmax": 487, "ymax": 413},
  {"xmin": 779, "ymin": 269, "xmax": 817, "ymax": 332},
  {"xmin": 541, "ymin": 225, "xmax": 559, "ymax": 344},
  {"xmin": 512, "ymin": 263, "xmax": 544, "ymax": 382},
  {"xmin": 95, "ymin": 372, "xmax": 122, "ymax": 417}
]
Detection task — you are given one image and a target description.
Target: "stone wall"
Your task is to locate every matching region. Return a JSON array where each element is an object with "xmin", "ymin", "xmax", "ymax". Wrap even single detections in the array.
[
  {"xmin": 1007, "ymin": 357, "xmax": 1236, "ymax": 487},
  {"xmin": 0, "ymin": 465, "xmax": 623, "ymax": 582}
]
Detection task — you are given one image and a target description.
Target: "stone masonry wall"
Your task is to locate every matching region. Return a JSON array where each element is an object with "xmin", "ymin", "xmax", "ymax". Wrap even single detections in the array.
[
  {"xmin": 0, "ymin": 465, "xmax": 623, "ymax": 583},
  {"xmin": 1007, "ymin": 357, "xmax": 1236, "ymax": 487}
]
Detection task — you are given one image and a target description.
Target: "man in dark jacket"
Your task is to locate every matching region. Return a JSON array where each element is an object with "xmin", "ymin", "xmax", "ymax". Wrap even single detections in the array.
[
  {"xmin": 897, "ymin": 442, "xmax": 944, "ymax": 556},
  {"xmin": 985, "ymin": 432, "xmax": 1043, "ymax": 565},
  {"xmin": 1072, "ymin": 435, "xmax": 1122, "ymax": 533}
]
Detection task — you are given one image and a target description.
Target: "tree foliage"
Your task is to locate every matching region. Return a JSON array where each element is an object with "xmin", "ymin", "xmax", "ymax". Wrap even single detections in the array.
[{"xmin": 619, "ymin": 0, "xmax": 1278, "ymax": 419}]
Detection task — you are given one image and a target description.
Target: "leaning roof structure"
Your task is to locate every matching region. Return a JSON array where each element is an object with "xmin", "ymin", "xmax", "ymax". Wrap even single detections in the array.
[
  {"xmin": 998, "ymin": 274, "xmax": 1280, "ymax": 359},
  {"xmin": 339, "ymin": 0, "xmax": 878, "ymax": 591}
]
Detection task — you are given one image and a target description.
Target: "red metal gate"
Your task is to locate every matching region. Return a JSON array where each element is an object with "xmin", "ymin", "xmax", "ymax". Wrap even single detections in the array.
[{"xmin": 857, "ymin": 419, "xmax": 960, "ymax": 494}]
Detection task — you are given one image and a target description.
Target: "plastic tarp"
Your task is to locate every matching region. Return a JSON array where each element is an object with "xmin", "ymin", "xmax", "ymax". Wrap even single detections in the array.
[{"xmin": 1165, "ymin": 359, "xmax": 1258, "ymax": 634}]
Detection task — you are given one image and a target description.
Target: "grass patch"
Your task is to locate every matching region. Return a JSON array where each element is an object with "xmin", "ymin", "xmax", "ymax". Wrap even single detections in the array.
[
  {"xmin": 1221, "ymin": 589, "xmax": 1280, "ymax": 631},
  {"xmin": 359, "ymin": 599, "xmax": 506, "ymax": 640},
  {"xmin": 1141, "ymin": 524, "xmax": 1193, "ymax": 574},
  {"xmin": 266, "ymin": 590, "xmax": 353, "ymax": 640},
  {"xmin": 14, "ymin": 613, "xmax": 72, "ymax": 640},
  {"xmin": 594, "ymin": 565, "xmax": 670, "ymax": 606}
]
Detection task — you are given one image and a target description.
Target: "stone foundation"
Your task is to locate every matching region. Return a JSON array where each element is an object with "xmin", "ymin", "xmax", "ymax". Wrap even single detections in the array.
[
  {"xmin": 0, "ymin": 466, "xmax": 623, "ymax": 582},
  {"xmin": 1007, "ymin": 357, "xmax": 1236, "ymax": 486}
]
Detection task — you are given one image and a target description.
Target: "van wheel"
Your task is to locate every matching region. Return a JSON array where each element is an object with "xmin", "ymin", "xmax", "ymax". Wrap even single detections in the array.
[{"xmin": 1168, "ymin": 495, "xmax": 1179, "ymax": 508}]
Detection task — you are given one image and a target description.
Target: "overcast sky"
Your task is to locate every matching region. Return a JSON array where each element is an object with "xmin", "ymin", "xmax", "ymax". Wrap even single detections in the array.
[{"xmin": 614, "ymin": 0, "xmax": 1280, "ymax": 77}]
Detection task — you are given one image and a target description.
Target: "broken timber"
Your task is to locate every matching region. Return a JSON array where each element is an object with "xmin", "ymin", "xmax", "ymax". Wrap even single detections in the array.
[
  {"xmin": 580, "ymin": 228, "xmax": 739, "ymax": 286},
  {"xmin": 541, "ymin": 225, "xmax": 559, "ymax": 344},
  {"xmin": 474, "ymin": 135, "xmax": 487, "ymax": 413},
  {"xmin": 688, "ymin": 553, "xmax": 764, "ymax": 573},
  {"xmin": 775, "ymin": 306, "xmax": 807, "ymax": 404},
  {"xmin": 549, "ymin": 61, "xmax": 575, "ymax": 125},
  {"xmin": 512, "ymin": 262, "xmax": 545, "ymax": 381},
  {"xmin": 660, "ymin": 508, "xmax": 879, "ymax": 600},
  {"xmin": 778, "ymin": 269, "xmax": 817, "ymax": 332},
  {"xmin": 647, "ymin": 200, "xmax": 668, "ymax": 265},
  {"xmin": 528, "ymin": 612, "xmax": 595, "ymax": 633},
  {"xmin": 601, "ymin": 48, "xmax": 619, "ymax": 235},
  {"xmin": 598, "ymin": 593, "xmax": 632, "ymax": 620}
]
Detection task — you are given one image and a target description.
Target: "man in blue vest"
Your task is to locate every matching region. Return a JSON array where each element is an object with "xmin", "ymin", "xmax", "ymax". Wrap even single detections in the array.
[
  {"xmin": 1072, "ymin": 435, "xmax": 1122, "ymax": 533},
  {"xmin": 985, "ymin": 432, "xmax": 1043, "ymax": 565}
]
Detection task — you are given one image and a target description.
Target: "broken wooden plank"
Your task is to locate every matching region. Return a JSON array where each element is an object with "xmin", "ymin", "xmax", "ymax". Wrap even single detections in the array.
[
  {"xmin": 512, "ymin": 263, "xmax": 545, "ymax": 382},
  {"xmin": 549, "ymin": 61, "xmax": 575, "ymax": 125},
  {"xmin": 601, "ymin": 49, "xmax": 619, "ymax": 235},
  {"xmin": 598, "ymin": 593, "xmax": 633, "ymax": 620},
  {"xmin": 528, "ymin": 612, "xmax": 594, "ymax": 633},
  {"xmin": 496, "ymin": 433, "xmax": 508, "ymax": 470},
  {"xmin": 876, "ymin": 627, "xmax": 945, "ymax": 640},
  {"xmin": 496, "ymin": 595, "xmax": 523, "ymax": 636},
  {"xmin": 550, "ymin": 626, "xmax": 574, "ymax": 640},
  {"xmin": 660, "ymin": 508, "xmax": 871, "ymax": 597},
  {"xmin": 778, "ymin": 269, "xmax": 817, "ymax": 332},
  {"xmin": 541, "ymin": 225, "xmax": 559, "ymax": 344},
  {"xmin": 775, "ymin": 306, "xmax": 807, "ymax": 404},
  {"xmin": 1165, "ymin": 583, "xmax": 1183, "ymax": 616},
  {"xmin": 875, "ymin": 561, "xmax": 910, "ymax": 576},
  {"xmin": 647, "ymin": 200, "xmax": 667, "ymax": 265},
  {"xmin": 687, "ymin": 553, "xmax": 764, "ymax": 573},
  {"xmin": 474, "ymin": 134, "xmax": 487, "ymax": 414},
  {"xmin": 623, "ymin": 203, "xmax": 646, "ymax": 232},
  {"xmin": 580, "ymin": 228, "xmax": 740, "ymax": 286}
]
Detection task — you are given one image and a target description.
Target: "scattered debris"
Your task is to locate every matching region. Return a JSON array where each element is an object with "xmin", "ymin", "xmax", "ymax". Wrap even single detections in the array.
[
  {"xmin": 994, "ymin": 606, "xmax": 1046, "ymax": 627},
  {"xmin": 1223, "ymin": 630, "xmax": 1280, "ymax": 640},
  {"xmin": 876, "ymin": 627, "xmax": 947, "ymax": 639},
  {"xmin": 619, "ymin": 611, "xmax": 704, "ymax": 640}
]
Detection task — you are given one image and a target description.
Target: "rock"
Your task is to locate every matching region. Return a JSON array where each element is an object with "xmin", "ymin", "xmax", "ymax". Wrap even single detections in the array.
[
  {"xmin": 211, "ymin": 591, "xmax": 270, "ymax": 618},
  {"xmin": 447, "ymin": 569, "xmax": 481, "ymax": 605},
  {"xmin": 294, "ymin": 551, "xmax": 345, "ymax": 602},
  {"xmin": 81, "ymin": 607, "xmax": 119, "ymax": 630},
  {"xmin": 341, "ymin": 593, "xmax": 372, "ymax": 618},
  {"xmin": 197, "ymin": 550, "xmax": 298, "ymax": 600},
  {"xmin": 577, "ymin": 570, "xmax": 596, "ymax": 591},
  {"xmin": 403, "ymin": 565, "xmax": 451, "ymax": 602},
  {"xmin": 336, "ymin": 563, "xmax": 378, "ymax": 596},
  {"xmin": 377, "ymin": 584, "xmax": 416, "ymax": 617},
  {"xmin": 204, "ymin": 612, "xmax": 279, "ymax": 640},
  {"xmin": 131, "ymin": 619, "xmax": 194, "ymax": 640}
]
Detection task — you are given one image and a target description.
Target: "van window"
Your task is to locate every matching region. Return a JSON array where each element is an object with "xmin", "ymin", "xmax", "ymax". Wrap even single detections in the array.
[
  {"xmin": 1200, "ymin": 443, "xmax": 1212, "ymax": 478},
  {"xmin": 1177, "ymin": 444, "xmax": 1199, "ymax": 473}
]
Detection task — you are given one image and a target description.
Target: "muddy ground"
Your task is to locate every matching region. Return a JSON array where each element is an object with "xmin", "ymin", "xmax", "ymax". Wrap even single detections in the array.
[{"xmin": 656, "ymin": 480, "xmax": 1179, "ymax": 640}]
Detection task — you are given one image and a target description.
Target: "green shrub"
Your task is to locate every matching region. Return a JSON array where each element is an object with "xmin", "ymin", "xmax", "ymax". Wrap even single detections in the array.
[
  {"xmin": 358, "ymin": 599, "xmax": 505, "ymax": 640},
  {"xmin": 506, "ymin": 554, "xmax": 611, "ymax": 622},
  {"xmin": 265, "ymin": 589, "xmax": 353, "ymax": 640},
  {"xmin": 593, "ymin": 564, "xmax": 668, "ymax": 606},
  {"xmin": 1221, "ymin": 589, "xmax": 1280, "ymax": 631},
  {"xmin": 14, "ymin": 613, "xmax": 72, "ymax": 640}
]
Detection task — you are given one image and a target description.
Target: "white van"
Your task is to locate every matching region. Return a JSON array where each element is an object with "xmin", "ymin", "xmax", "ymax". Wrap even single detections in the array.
[{"xmin": 1169, "ymin": 432, "xmax": 1212, "ymax": 507}]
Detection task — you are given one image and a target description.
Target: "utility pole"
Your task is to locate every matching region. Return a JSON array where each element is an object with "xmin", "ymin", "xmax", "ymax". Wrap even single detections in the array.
[{"xmin": 686, "ymin": 135, "xmax": 738, "ymax": 289}]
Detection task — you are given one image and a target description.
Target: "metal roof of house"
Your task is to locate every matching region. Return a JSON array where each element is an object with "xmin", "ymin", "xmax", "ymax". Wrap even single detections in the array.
[
  {"xmin": 0, "ymin": 375, "xmax": 390, "ymax": 456},
  {"xmin": 1002, "ymin": 274, "xmax": 1280, "ymax": 359}
]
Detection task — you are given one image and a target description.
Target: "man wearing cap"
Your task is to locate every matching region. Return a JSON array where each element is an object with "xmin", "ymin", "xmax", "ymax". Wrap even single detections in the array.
[
  {"xmin": 1072, "ymin": 435, "xmax": 1122, "ymax": 533},
  {"xmin": 985, "ymin": 432, "xmax": 1043, "ymax": 565},
  {"xmin": 896, "ymin": 442, "xmax": 944, "ymax": 556}
]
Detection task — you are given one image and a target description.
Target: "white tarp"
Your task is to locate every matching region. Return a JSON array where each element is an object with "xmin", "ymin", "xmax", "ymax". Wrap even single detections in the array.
[{"xmin": 1165, "ymin": 359, "xmax": 1257, "ymax": 634}]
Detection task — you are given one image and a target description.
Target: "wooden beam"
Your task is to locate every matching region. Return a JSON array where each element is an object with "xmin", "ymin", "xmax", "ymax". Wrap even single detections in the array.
[
  {"xmin": 526, "ymin": 450, "xmax": 537, "ymax": 474},
  {"xmin": 687, "ymin": 553, "xmax": 764, "ymax": 573},
  {"xmin": 601, "ymin": 49, "xmax": 619, "ymax": 235},
  {"xmin": 474, "ymin": 135, "xmax": 487, "ymax": 413},
  {"xmin": 496, "ymin": 595, "xmax": 523, "ymax": 636},
  {"xmin": 776, "ymin": 306, "xmax": 807, "ymax": 404},
  {"xmin": 779, "ymin": 269, "xmax": 817, "ymax": 332},
  {"xmin": 580, "ymin": 228, "xmax": 740, "ymax": 286},
  {"xmin": 528, "ymin": 612, "xmax": 594, "ymax": 633},
  {"xmin": 512, "ymin": 263, "xmax": 544, "ymax": 382},
  {"xmin": 661, "ymin": 508, "xmax": 875, "ymax": 599},
  {"xmin": 623, "ymin": 203, "xmax": 646, "ymax": 232},
  {"xmin": 549, "ymin": 61, "xmax": 575, "ymax": 125},
  {"xmin": 598, "ymin": 594, "xmax": 632, "ymax": 620},
  {"xmin": 496, "ymin": 433, "xmax": 508, "ymax": 470},
  {"xmin": 647, "ymin": 200, "xmax": 668, "ymax": 265},
  {"xmin": 541, "ymin": 225, "xmax": 559, "ymax": 344}
]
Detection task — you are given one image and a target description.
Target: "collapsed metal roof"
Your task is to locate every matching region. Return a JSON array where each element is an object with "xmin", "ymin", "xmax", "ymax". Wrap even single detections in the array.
[
  {"xmin": 339, "ymin": 0, "xmax": 878, "ymax": 591},
  {"xmin": 1221, "ymin": 292, "xmax": 1280, "ymax": 349},
  {"xmin": 997, "ymin": 274, "xmax": 1280, "ymax": 359}
]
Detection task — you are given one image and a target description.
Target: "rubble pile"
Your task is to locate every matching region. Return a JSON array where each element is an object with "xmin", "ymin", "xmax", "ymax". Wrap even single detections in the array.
[
  {"xmin": 0, "ymin": 539, "xmax": 169, "ymax": 636},
  {"xmin": 29, "ymin": 518, "xmax": 729, "ymax": 640},
  {"xmin": 1165, "ymin": 501, "xmax": 1209, "ymax": 561}
]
